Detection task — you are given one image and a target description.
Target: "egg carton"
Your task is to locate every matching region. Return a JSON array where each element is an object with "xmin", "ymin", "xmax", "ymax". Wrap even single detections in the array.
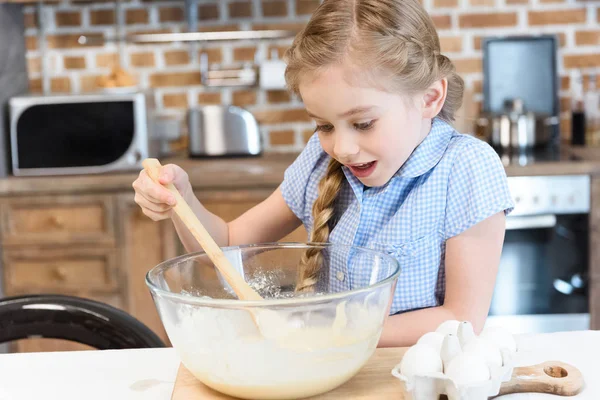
[{"xmin": 391, "ymin": 348, "xmax": 514, "ymax": 400}]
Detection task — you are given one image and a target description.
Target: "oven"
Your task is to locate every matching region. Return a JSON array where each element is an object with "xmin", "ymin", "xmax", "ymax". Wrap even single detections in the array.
[{"xmin": 485, "ymin": 175, "xmax": 590, "ymax": 334}]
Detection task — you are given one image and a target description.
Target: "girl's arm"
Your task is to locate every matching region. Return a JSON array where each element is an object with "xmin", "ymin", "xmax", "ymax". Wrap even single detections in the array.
[
  {"xmin": 176, "ymin": 186, "xmax": 302, "ymax": 252},
  {"xmin": 377, "ymin": 211, "xmax": 506, "ymax": 347},
  {"xmin": 228, "ymin": 186, "xmax": 303, "ymax": 246}
]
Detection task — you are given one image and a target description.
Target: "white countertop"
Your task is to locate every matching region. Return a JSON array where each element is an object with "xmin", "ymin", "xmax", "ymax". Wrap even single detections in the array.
[
  {"xmin": 0, "ymin": 347, "xmax": 180, "ymax": 400},
  {"xmin": 0, "ymin": 331, "xmax": 599, "ymax": 400}
]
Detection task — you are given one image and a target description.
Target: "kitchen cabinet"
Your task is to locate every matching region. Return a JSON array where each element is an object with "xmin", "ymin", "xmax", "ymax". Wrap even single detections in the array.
[{"xmin": 0, "ymin": 194, "xmax": 123, "ymax": 353}]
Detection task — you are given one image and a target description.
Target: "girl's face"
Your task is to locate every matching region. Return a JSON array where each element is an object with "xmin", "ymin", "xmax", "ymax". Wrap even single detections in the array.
[{"xmin": 299, "ymin": 64, "xmax": 432, "ymax": 188}]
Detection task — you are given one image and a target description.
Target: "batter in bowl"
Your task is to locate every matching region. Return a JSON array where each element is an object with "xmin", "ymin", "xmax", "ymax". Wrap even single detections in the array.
[{"xmin": 164, "ymin": 295, "xmax": 387, "ymax": 399}]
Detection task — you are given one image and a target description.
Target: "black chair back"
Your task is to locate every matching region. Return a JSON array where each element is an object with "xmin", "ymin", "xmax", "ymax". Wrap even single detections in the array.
[{"xmin": 0, "ymin": 294, "xmax": 165, "ymax": 349}]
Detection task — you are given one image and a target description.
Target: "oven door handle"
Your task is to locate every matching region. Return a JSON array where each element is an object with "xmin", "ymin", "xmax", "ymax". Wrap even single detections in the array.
[{"xmin": 505, "ymin": 214, "xmax": 557, "ymax": 230}]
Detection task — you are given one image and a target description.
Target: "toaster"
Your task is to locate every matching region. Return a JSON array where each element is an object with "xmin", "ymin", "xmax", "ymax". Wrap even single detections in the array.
[{"xmin": 187, "ymin": 105, "xmax": 262, "ymax": 157}]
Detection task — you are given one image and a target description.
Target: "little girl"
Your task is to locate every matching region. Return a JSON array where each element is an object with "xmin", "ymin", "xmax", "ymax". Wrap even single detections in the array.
[{"xmin": 133, "ymin": 0, "xmax": 514, "ymax": 347}]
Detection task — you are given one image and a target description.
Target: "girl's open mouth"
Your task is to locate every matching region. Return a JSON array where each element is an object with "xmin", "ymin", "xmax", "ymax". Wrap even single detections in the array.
[{"xmin": 348, "ymin": 161, "xmax": 377, "ymax": 178}]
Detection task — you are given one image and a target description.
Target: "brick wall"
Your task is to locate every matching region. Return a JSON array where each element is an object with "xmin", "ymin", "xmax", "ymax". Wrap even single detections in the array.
[{"xmin": 23, "ymin": 0, "xmax": 600, "ymax": 152}]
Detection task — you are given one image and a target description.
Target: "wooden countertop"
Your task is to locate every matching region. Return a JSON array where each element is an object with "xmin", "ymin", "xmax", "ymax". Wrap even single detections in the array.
[
  {"xmin": 0, "ymin": 146, "xmax": 599, "ymax": 196},
  {"xmin": 0, "ymin": 153, "xmax": 297, "ymax": 196}
]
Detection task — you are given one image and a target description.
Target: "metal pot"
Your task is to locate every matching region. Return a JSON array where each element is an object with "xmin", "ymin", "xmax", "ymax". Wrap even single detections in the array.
[{"xmin": 477, "ymin": 98, "xmax": 558, "ymax": 151}]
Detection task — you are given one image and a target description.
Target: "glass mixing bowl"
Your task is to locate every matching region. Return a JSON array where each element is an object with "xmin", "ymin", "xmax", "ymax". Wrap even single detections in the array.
[{"xmin": 146, "ymin": 242, "xmax": 400, "ymax": 400}]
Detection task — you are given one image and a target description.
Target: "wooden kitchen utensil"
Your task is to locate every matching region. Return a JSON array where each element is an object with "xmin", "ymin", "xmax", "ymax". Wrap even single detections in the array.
[
  {"xmin": 496, "ymin": 360, "xmax": 584, "ymax": 397},
  {"xmin": 142, "ymin": 158, "xmax": 263, "ymax": 302},
  {"xmin": 170, "ymin": 347, "xmax": 585, "ymax": 400}
]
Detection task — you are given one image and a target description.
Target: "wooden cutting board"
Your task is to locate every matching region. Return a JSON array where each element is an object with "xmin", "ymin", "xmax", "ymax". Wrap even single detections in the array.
[{"xmin": 171, "ymin": 347, "xmax": 409, "ymax": 399}]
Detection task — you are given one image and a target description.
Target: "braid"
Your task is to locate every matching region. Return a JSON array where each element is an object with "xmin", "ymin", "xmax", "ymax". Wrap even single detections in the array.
[{"xmin": 295, "ymin": 158, "xmax": 345, "ymax": 293}]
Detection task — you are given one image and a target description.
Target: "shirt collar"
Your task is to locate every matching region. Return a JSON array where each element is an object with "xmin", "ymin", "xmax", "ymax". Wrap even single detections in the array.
[
  {"xmin": 342, "ymin": 167, "xmax": 365, "ymax": 203},
  {"xmin": 395, "ymin": 118, "xmax": 455, "ymax": 179}
]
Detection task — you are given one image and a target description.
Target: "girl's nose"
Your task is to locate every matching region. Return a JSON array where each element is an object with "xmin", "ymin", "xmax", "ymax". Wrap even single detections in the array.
[{"xmin": 333, "ymin": 133, "xmax": 360, "ymax": 161}]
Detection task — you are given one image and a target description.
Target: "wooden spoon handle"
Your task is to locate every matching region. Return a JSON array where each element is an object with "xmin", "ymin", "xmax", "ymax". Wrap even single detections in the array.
[
  {"xmin": 498, "ymin": 361, "xmax": 584, "ymax": 397},
  {"xmin": 142, "ymin": 158, "xmax": 263, "ymax": 301}
]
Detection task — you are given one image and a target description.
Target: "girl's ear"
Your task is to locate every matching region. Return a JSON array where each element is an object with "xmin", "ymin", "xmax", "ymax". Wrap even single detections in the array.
[{"xmin": 421, "ymin": 78, "xmax": 448, "ymax": 119}]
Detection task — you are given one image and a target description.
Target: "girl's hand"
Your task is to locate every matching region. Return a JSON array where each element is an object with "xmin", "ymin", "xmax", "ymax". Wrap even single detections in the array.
[{"xmin": 132, "ymin": 163, "xmax": 192, "ymax": 221}]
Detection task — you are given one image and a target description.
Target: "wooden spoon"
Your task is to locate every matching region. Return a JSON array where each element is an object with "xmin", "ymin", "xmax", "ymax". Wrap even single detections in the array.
[
  {"xmin": 495, "ymin": 360, "xmax": 584, "ymax": 397},
  {"xmin": 142, "ymin": 158, "xmax": 263, "ymax": 302}
]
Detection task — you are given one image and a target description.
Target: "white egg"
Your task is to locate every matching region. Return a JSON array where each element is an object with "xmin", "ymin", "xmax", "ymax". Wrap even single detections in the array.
[
  {"xmin": 445, "ymin": 352, "xmax": 491, "ymax": 386},
  {"xmin": 417, "ymin": 331, "xmax": 446, "ymax": 354},
  {"xmin": 457, "ymin": 321, "xmax": 476, "ymax": 348},
  {"xmin": 435, "ymin": 320, "xmax": 461, "ymax": 336},
  {"xmin": 440, "ymin": 334, "xmax": 461, "ymax": 371},
  {"xmin": 462, "ymin": 337, "xmax": 503, "ymax": 368},
  {"xmin": 480, "ymin": 326, "xmax": 517, "ymax": 353},
  {"xmin": 400, "ymin": 343, "xmax": 443, "ymax": 379}
]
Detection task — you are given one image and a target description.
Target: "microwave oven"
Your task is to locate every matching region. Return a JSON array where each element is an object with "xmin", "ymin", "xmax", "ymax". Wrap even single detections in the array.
[{"xmin": 9, "ymin": 92, "xmax": 156, "ymax": 176}]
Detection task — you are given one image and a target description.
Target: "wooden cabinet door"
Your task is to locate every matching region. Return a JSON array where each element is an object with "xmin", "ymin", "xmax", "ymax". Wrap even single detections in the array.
[{"xmin": 116, "ymin": 194, "xmax": 178, "ymax": 346}]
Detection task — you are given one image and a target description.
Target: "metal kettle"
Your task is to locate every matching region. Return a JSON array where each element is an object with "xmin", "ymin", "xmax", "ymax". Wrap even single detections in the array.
[
  {"xmin": 477, "ymin": 98, "xmax": 558, "ymax": 151},
  {"xmin": 187, "ymin": 105, "xmax": 262, "ymax": 157}
]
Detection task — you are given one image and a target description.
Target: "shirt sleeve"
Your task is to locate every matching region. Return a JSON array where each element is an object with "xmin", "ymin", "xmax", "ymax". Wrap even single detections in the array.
[
  {"xmin": 443, "ymin": 138, "xmax": 514, "ymax": 239},
  {"xmin": 280, "ymin": 132, "xmax": 326, "ymax": 223}
]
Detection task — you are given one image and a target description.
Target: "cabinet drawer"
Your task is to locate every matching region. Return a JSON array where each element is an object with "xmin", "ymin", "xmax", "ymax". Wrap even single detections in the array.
[
  {"xmin": 4, "ymin": 247, "xmax": 119, "ymax": 292},
  {"xmin": 1, "ymin": 195, "xmax": 116, "ymax": 246}
]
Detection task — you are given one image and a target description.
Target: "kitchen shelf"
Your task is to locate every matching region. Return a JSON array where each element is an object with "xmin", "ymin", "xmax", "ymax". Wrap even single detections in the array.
[
  {"xmin": 26, "ymin": 0, "xmax": 297, "ymax": 93},
  {"xmin": 78, "ymin": 29, "xmax": 297, "ymax": 46}
]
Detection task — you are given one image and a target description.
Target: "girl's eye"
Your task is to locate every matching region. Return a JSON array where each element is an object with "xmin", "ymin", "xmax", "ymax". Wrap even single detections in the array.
[
  {"xmin": 314, "ymin": 124, "xmax": 334, "ymax": 133},
  {"xmin": 354, "ymin": 120, "xmax": 375, "ymax": 131}
]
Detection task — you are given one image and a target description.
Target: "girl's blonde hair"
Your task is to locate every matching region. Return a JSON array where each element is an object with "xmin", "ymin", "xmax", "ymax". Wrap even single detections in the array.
[{"xmin": 286, "ymin": 0, "xmax": 464, "ymax": 292}]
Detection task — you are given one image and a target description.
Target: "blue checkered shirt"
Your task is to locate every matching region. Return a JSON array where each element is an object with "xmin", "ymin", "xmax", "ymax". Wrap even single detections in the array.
[{"xmin": 280, "ymin": 118, "xmax": 514, "ymax": 315}]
